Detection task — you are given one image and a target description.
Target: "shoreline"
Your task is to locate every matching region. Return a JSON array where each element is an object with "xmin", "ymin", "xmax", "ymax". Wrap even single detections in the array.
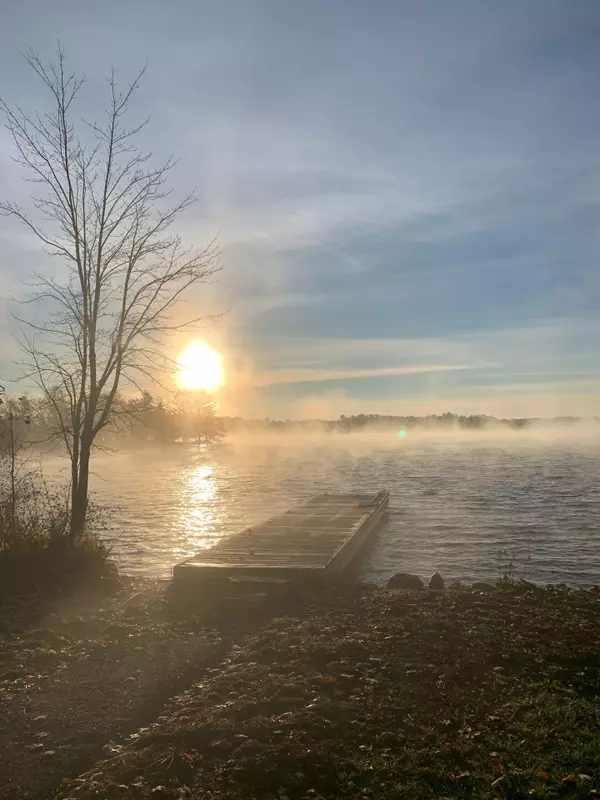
[{"xmin": 2, "ymin": 577, "xmax": 600, "ymax": 799}]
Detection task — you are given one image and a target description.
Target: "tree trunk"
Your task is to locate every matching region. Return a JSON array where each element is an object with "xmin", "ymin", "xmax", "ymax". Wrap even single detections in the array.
[
  {"xmin": 9, "ymin": 414, "xmax": 16, "ymax": 542},
  {"xmin": 70, "ymin": 441, "xmax": 91, "ymax": 537}
]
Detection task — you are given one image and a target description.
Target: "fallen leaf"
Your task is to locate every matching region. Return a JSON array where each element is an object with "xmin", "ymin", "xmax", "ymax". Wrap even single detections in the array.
[{"xmin": 454, "ymin": 772, "xmax": 471, "ymax": 782}]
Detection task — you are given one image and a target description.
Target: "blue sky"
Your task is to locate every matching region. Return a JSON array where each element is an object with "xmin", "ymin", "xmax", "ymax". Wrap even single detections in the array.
[{"xmin": 1, "ymin": 0, "xmax": 599, "ymax": 418}]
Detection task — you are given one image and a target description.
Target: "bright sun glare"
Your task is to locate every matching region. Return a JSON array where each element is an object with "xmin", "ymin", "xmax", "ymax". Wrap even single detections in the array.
[{"xmin": 177, "ymin": 342, "xmax": 223, "ymax": 391}]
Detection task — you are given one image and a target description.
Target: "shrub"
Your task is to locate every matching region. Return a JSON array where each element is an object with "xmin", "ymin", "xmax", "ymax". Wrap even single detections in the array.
[{"xmin": 0, "ymin": 431, "xmax": 114, "ymax": 591}]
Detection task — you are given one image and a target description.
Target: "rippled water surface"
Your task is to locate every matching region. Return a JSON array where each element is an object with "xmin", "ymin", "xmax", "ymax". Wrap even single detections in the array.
[{"xmin": 62, "ymin": 434, "xmax": 600, "ymax": 585}]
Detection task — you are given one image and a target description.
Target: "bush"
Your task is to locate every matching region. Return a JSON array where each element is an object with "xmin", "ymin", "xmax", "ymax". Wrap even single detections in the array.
[
  {"xmin": 0, "ymin": 462, "xmax": 66, "ymax": 552},
  {"xmin": 0, "ymin": 449, "xmax": 114, "ymax": 592}
]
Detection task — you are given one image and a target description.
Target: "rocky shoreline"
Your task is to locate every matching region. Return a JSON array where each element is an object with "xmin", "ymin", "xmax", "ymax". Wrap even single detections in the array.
[{"xmin": 1, "ymin": 577, "xmax": 600, "ymax": 799}]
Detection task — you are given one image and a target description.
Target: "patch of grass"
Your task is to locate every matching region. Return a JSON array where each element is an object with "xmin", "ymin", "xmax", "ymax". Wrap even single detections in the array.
[{"xmin": 365, "ymin": 688, "xmax": 600, "ymax": 799}]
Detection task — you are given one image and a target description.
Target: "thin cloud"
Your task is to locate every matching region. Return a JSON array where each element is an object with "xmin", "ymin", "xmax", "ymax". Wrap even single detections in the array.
[{"xmin": 254, "ymin": 362, "xmax": 478, "ymax": 387}]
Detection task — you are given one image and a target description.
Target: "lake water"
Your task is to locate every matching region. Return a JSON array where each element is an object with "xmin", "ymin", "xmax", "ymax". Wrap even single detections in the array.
[{"xmin": 64, "ymin": 432, "xmax": 600, "ymax": 586}]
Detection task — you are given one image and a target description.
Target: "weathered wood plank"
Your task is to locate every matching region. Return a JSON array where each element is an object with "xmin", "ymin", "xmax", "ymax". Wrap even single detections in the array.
[{"xmin": 172, "ymin": 490, "xmax": 389, "ymax": 585}]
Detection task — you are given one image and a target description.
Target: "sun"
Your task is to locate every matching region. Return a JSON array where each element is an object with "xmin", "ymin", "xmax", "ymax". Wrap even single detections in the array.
[{"xmin": 177, "ymin": 342, "xmax": 223, "ymax": 391}]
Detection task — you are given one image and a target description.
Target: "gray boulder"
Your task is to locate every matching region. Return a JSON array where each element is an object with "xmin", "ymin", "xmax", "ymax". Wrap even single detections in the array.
[
  {"xmin": 386, "ymin": 572, "xmax": 423, "ymax": 590},
  {"xmin": 429, "ymin": 572, "xmax": 445, "ymax": 591},
  {"xmin": 471, "ymin": 581, "xmax": 496, "ymax": 593}
]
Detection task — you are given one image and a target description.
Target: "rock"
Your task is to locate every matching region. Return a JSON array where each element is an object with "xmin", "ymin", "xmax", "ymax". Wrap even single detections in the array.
[
  {"xmin": 471, "ymin": 581, "xmax": 496, "ymax": 593},
  {"xmin": 429, "ymin": 572, "xmax": 445, "ymax": 591},
  {"xmin": 386, "ymin": 573, "xmax": 423, "ymax": 590},
  {"xmin": 449, "ymin": 581, "xmax": 462, "ymax": 591}
]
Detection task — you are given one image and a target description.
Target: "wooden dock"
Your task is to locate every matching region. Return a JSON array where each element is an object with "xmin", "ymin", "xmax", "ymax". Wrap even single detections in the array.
[{"xmin": 173, "ymin": 490, "xmax": 389, "ymax": 585}]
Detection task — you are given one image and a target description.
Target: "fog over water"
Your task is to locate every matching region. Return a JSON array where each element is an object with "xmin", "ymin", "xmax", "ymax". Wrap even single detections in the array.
[{"xmin": 47, "ymin": 426, "xmax": 600, "ymax": 586}]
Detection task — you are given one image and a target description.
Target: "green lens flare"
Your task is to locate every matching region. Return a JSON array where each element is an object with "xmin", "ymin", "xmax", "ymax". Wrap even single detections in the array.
[{"xmin": 398, "ymin": 430, "xmax": 406, "ymax": 438}]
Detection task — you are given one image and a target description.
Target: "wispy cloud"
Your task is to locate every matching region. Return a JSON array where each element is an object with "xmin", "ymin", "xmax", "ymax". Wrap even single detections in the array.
[{"xmin": 253, "ymin": 362, "xmax": 479, "ymax": 387}]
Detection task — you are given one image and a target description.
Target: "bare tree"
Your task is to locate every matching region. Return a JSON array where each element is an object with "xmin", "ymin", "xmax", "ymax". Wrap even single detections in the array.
[{"xmin": 1, "ymin": 49, "xmax": 219, "ymax": 536}]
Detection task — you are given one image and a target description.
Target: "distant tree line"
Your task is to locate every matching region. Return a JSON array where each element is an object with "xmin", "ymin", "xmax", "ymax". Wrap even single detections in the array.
[
  {"xmin": 2, "ymin": 393, "xmax": 594, "ymax": 453},
  {"xmin": 219, "ymin": 411, "xmax": 589, "ymax": 435}
]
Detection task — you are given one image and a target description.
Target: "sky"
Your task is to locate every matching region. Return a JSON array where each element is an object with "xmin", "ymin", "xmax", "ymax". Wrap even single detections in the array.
[{"xmin": 1, "ymin": 0, "xmax": 599, "ymax": 419}]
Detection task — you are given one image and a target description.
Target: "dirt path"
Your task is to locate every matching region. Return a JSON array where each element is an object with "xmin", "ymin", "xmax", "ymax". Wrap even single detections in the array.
[{"xmin": 0, "ymin": 578, "xmax": 266, "ymax": 800}]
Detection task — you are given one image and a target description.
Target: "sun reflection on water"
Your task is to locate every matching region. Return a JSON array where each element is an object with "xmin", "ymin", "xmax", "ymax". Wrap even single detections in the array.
[{"xmin": 173, "ymin": 463, "xmax": 218, "ymax": 559}]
